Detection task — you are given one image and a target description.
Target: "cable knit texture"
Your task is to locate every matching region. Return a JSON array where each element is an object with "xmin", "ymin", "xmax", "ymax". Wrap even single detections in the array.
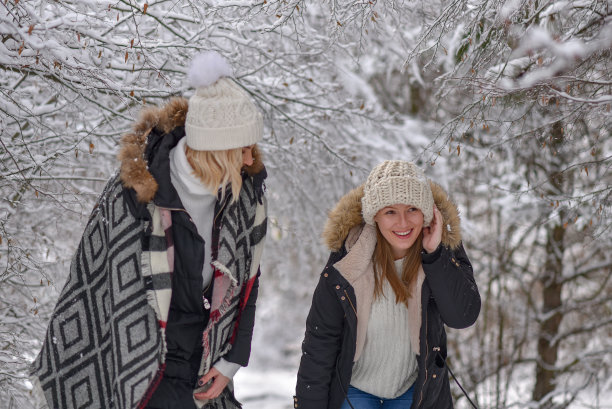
[
  {"xmin": 349, "ymin": 259, "xmax": 419, "ymax": 399},
  {"xmin": 185, "ymin": 78, "xmax": 263, "ymax": 151},
  {"xmin": 361, "ymin": 160, "xmax": 434, "ymax": 226}
]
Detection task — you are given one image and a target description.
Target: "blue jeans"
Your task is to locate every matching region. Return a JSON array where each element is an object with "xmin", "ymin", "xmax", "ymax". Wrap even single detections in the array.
[{"xmin": 340, "ymin": 385, "xmax": 414, "ymax": 409}]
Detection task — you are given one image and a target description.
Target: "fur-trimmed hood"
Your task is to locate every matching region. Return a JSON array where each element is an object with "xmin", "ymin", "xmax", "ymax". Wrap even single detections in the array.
[
  {"xmin": 322, "ymin": 181, "xmax": 462, "ymax": 252},
  {"xmin": 118, "ymin": 97, "xmax": 265, "ymax": 204},
  {"xmin": 321, "ymin": 181, "xmax": 463, "ymax": 362}
]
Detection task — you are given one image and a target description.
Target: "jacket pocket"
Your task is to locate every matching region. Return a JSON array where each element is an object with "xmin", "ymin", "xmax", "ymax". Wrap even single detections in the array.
[{"xmin": 421, "ymin": 347, "xmax": 448, "ymax": 407}]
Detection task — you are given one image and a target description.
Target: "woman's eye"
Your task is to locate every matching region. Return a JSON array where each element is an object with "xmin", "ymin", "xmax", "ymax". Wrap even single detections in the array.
[{"xmin": 385, "ymin": 210, "xmax": 395, "ymax": 215}]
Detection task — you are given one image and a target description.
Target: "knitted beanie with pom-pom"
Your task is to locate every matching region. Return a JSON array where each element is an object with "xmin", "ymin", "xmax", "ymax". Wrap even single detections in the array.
[
  {"xmin": 185, "ymin": 51, "xmax": 263, "ymax": 151},
  {"xmin": 361, "ymin": 160, "xmax": 434, "ymax": 226}
]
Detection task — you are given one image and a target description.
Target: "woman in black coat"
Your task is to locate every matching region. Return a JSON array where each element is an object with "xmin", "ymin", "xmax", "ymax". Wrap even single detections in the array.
[
  {"xmin": 295, "ymin": 160, "xmax": 480, "ymax": 409},
  {"xmin": 32, "ymin": 52, "xmax": 268, "ymax": 409}
]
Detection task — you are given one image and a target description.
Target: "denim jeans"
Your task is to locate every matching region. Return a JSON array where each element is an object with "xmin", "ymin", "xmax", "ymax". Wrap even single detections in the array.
[{"xmin": 340, "ymin": 385, "xmax": 414, "ymax": 409}]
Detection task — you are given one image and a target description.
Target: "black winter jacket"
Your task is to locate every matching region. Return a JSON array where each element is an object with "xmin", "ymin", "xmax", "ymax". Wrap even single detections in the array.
[
  {"xmin": 32, "ymin": 98, "xmax": 267, "ymax": 409},
  {"xmin": 295, "ymin": 183, "xmax": 481, "ymax": 409},
  {"xmin": 119, "ymin": 99, "xmax": 267, "ymax": 408},
  {"xmin": 123, "ymin": 104, "xmax": 265, "ymax": 380}
]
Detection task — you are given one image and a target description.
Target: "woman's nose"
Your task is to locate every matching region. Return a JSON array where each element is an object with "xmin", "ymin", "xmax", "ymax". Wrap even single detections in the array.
[{"xmin": 242, "ymin": 148, "xmax": 254, "ymax": 166}]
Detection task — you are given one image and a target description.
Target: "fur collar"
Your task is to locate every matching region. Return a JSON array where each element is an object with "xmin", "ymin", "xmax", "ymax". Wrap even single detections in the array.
[
  {"xmin": 322, "ymin": 181, "xmax": 462, "ymax": 252},
  {"xmin": 325, "ymin": 181, "xmax": 462, "ymax": 359},
  {"xmin": 118, "ymin": 97, "xmax": 265, "ymax": 203}
]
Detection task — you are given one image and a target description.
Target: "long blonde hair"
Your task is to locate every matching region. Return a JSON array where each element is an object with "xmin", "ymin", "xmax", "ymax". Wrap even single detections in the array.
[
  {"xmin": 185, "ymin": 145, "xmax": 243, "ymax": 202},
  {"xmin": 372, "ymin": 225, "xmax": 423, "ymax": 305}
]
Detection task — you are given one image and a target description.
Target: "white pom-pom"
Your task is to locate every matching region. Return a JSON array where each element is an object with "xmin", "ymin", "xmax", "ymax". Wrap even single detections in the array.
[{"xmin": 188, "ymin": 51, "xmax": 233, "ymax": 88}]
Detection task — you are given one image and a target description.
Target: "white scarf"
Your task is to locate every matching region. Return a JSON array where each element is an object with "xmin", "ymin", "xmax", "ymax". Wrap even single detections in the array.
[{"xmin": 169, "ymin": 137, "xmax": 217, "ymax": 286}]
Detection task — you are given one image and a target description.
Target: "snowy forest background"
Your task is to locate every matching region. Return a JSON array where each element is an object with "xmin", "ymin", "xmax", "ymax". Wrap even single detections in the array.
[{"xmin": 1, "ymin": 0, "xmax": 611, "ymax": 408}]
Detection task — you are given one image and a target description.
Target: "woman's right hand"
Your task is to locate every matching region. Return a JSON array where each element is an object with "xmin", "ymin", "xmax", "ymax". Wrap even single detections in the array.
[
  {"xmin": 194, "ymin": 367, "xmax": 230, "ymax": 400},
  {"xmin": 422, "ymin": 205, "xmax": 442, "ymax": 253}
]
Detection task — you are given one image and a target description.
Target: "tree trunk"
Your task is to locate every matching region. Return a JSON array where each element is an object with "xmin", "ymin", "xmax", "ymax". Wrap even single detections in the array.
[
  {"xmin": 533, "ymin": 223, "xmax": 565, "ymax": 407},
  {"xmin": 533, "ymin": 120, "xmax": 566, "ymax": 407}
]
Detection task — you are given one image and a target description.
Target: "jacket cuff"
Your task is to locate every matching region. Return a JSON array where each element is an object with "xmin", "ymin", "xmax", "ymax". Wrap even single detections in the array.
[
  {"xmin": 421, "ymin": 244, "xmax": 442, "ymax": 264},
  {"xmin": 214, "ymin": 358, "xmax": 241, "ymax": 379}
]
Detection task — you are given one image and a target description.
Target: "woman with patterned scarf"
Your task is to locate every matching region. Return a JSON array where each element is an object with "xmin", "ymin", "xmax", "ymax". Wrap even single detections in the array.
[{"xmin": 32, "ymin": 52, "xmax": 268, "ymax": 409}]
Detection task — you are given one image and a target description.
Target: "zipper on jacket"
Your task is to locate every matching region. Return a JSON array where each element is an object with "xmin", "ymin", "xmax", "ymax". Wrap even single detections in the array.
[
  {"xmin": 157, "ymin": 205, "xmax": 187, "ymax": 213},
  {"xmin": 417, "ymin": 303, "xmax": 429, "ymax": 407},
  {"xmin": 343, "ymin": 289, "xmax": 357, "ymax": 316}
]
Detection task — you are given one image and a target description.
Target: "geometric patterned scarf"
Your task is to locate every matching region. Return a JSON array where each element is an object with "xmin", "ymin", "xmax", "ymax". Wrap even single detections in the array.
[
  {"xmin": 31, "ymin": 172, "xmax": 267, "ymax": 409},
  {"xmin": 31, "ymin": 175, "xmax": 164, "ymax": 409}
]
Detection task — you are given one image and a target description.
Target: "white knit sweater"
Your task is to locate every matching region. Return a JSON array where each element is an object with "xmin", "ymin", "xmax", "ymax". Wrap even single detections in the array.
[
  {"xmin": 169, "ymin": 137, "xmax": 240, "ymax": 379},
  {"xmin": 349, "ymin": 259, "xmax": 418, "ymax": 398}
]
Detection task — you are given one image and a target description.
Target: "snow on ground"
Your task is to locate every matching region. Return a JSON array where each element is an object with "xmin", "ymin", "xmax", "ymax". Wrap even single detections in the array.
[{"xmin": 234, "ymin": 365, "xmax": 297, "ymax": 409}]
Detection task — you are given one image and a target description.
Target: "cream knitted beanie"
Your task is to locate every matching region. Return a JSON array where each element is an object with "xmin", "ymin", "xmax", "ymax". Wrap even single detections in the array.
[
  {"xmin": 361, "ymin": 160, "xmax": 434, "ymax": 226},
  {"xmin": 185, "ymin": 51, "xmax": 263, "ymax": 151}
]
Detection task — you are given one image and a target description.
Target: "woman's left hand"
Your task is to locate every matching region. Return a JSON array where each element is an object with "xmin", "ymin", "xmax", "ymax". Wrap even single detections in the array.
[
  {"xmin": 194, "ymin": 367, "xmax": 230, "ymax": 400},
  {"xmin": 422, "ymin": 205, "xmax": 442, "ymax": 253}
]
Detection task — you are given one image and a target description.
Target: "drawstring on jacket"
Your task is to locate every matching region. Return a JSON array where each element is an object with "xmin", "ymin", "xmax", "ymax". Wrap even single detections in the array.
[{"xmin": 438, "ymin": 351, "xmax": 479, "ymax": 409}]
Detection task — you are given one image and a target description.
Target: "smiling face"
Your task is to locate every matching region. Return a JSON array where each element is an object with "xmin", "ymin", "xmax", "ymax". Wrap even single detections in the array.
[{"xmin": 374, "ymin": 204, "xmax": 424, "ymax": 259}]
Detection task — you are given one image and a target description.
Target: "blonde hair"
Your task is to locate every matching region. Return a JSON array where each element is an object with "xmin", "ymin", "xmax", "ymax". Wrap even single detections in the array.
[
  {"xmin": 185, "ymin": 145, "xmax": 243, "ymax": 202},
  {"xmin": 372, "ymin": 226, "xmax": 423, "ymax": 306}
]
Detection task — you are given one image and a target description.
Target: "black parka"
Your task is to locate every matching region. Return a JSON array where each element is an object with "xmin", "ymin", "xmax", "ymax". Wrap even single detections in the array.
[
  {"xmin": 31, "ymin": 98, "xmax": 267, "ymax": 409},
  {"xmin": 295, "ymin": 184, "xmax": 481, "ymax": 409},
  {"xmin": 139, "ymin": 125, "xmax": 261, "ymax": 407},
  {"xmin": 122, "ymin": 105, "xmax": 265, "ymax": 383}
]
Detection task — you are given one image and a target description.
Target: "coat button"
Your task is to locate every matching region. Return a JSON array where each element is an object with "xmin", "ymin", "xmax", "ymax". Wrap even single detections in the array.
[
  {"xmin": 433, "ymin": 374, "xmax": 437, "ymax": 379},
  {"xmin": 341, "ymin": 296, "xmax": 346, "ymax": 300},
  {"xmin": 324, "ymin": 273, "xmax": 329, "ymax": 277},
  {"xmin": 335, "ymin": 285, "xmax": 340, "ymax": 290}
]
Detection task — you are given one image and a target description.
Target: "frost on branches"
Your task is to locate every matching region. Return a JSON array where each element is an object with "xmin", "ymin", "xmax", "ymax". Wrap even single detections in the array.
[
  {"xmin": 401, "ymin": 1, "xmax": 612, "ymax": 408},
  {"xmin": 0, "ymin": 1, "xmax": 404, "ymax": 407},
  {"xmin": 1, "ymin": 0, "xmax": 610, "ymax": 408}
]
